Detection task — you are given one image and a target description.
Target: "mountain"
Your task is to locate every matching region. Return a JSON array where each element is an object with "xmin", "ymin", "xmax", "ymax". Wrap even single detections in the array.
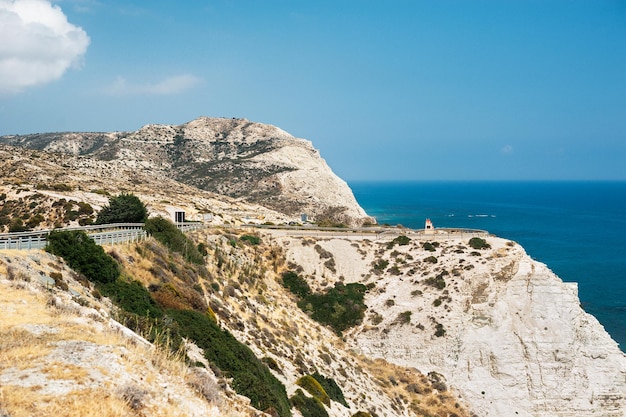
[{"xmin": 0, "ymin": 117, "xmax": 371, "ymax": 227}]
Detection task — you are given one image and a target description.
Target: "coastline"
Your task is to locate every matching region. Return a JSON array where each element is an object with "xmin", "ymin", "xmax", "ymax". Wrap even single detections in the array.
[{"xmin": 350, "ymin": 180, "xmax": 626, "ymax": 352}]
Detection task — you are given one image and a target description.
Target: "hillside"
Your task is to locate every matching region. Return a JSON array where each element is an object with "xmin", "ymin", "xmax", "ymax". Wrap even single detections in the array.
[
  {"xmin": 1, "ymin": 117, "xmax": 625, "ymax": 417},
  {"xmin": 0, "ymin": 117, "xmax": 371, "ymax": 227},
  {"xmin": 0, "ymin": 228, "xmax": 471, "ymax": 417}
]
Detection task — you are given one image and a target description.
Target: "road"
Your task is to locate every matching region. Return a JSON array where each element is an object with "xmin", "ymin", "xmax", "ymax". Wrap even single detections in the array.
[{"xmin": 0, "ymin": 222, "xmax": 206, "ymax": 250}]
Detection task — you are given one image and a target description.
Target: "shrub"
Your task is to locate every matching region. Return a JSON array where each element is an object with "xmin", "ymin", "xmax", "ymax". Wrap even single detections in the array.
[
  {"xmin": 8, "ymin": 218, "xmax": 28, "ymax": 233},
  {"xmin": 26, "ymin": 214, "xmax": 44, "ymax": 228},
  {"xmin": 423, "ymin": 256, "xmax": 438, "ymax": 264},
  {"xmin": 96, "ymin": 193, "xmax": 147, "ymax": 224},
  {"xmin": 422, "ymin": 242, "xmax": 437, "ymax": 252},
  {"xmin": 469, "ymin": 237, "xmax": 490, "ymax": 250},
  {"xmin": 281, "ymin": 271, "xmax": 312, "ymax": 298},
  {"xmin": 100, "ymin": 277, "xmax": 163, "ymax": 318},
  {"xmin": 240, "ymin": 234, "xmax": 261, "ymax": 245},
  {"xmin": 290, "ymin": 389, "xmax": 328, "ymax": 417},
  {"xmin": 298, "ymin": 282, "xmax": 367, "ymax": 334},
  {"xmin": 424, "ymin": 271, "xmax": 447, "ymax": 290},
  {"xmin": 77, "ymin": 202, "xmax": 94, "ymax": 215},
  {"xmin": 166, "ymin": 309, "xmax": 291, "ymax": 417},
  {"xmin": 387, "ymin": 235, "xmax": 411, "ymax": 249},
  {"xmin": 372, "ymin": 259, "xmax": 389, "ymax": 272},
  {"xmin": 311, "ymin": 373, "xmax": 348, "ymax": 407},
  {"xmin": 144, "ymin": 217, "xmax": 204, "ymax": 264},
  {"xmin": 396, "ymin": 311, "xmax": 412, "ymax": 324},
  {"xmin": 46, "ymin": 230, "xmax": 120, "ymax": 284},
  {"xmin": 297, "ymin": 375, "xmax": 330, "ymax": 406}
]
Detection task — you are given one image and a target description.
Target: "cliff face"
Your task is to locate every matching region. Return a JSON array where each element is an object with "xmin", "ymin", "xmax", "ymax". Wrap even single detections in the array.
[
  {"xmin": 276, "ymin": 231, "xmax": 626, "ymax": 416},
  {"xmin": 0, "ymin": 117, "xmax": 370, "ymax": 226}
]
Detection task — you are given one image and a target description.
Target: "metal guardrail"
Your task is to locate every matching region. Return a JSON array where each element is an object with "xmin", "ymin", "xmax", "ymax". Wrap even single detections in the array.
[{"xmin": 0, "ymin": 222, "xmax": 207, "ymax": 250}]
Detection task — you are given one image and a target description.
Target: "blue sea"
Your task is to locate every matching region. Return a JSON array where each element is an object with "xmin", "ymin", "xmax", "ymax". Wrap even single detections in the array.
[{"xmin": 350, "ymin": 181, "xmax": 626, "ymax": 352}]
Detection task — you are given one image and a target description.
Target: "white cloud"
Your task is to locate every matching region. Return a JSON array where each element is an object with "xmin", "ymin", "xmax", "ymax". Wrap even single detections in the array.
[
  {"xmin": 501, "ymin": 144, "xmax": 514, "ymax": 155},
  {"xmin": 103, "ymin": 74, "xmax": 203, "ymax": 96},
  {"xmin": 0, "ymin": 0, "xmax": 90, "ymax": 95}
]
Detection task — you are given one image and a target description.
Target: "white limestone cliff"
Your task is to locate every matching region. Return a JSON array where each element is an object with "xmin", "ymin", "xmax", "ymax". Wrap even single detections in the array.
[{"xmin": 275, "ymin": 231, "xmax": 626, "ymax": 416}]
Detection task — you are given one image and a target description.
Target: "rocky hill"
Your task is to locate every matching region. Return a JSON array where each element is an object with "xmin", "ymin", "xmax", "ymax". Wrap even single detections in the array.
[{"xmin": 0, "ymin": 117, "xmax": 371, "ymax": 226}]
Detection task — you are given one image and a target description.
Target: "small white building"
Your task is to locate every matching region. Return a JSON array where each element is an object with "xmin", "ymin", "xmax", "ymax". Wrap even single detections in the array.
[
  {"xmin": 166, "ymin": 206, "xmax": 186, "ymax": 223},
  {"xmin": 425, "ymin": 218, "xmax": 434, "ymax": 235}
]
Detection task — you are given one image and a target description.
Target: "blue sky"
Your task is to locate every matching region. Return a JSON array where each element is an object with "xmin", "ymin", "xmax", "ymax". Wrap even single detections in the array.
[{"xmin": 1, "ymin": 0, "xmax": 625, "ymax": 181}]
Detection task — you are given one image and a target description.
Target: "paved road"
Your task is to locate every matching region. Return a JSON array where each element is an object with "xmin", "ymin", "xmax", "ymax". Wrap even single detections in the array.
[
  {"xmin": 0, "ymin": 222, "xmax": 487, "ymax": 250},
  {"xmin": 252, "ymin": 224, "xmax": 488, "ymax": 241}
]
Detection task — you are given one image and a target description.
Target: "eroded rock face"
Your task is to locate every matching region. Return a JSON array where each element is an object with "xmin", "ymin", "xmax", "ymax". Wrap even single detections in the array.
[
  {"xmin": 277, "ymin": 232, "xmax": 626, "ymax": 417},
  {"xmin": 0, "ymin": 117, "xmax": 371, "ymax": 225}
]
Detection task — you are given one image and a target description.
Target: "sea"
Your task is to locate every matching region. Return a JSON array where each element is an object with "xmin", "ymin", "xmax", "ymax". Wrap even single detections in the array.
[{"xmin": 350, "ymin": 181, "xmax": 626, "ymax": 352}]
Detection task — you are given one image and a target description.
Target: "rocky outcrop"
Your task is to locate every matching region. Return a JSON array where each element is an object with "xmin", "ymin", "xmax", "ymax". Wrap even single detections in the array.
[
  {"xmin": 0, "ymin": 117, "xmax": 371, "ymax": 225},
  {"xmin": 276, "ymin": 231, "xmax": 626, "ymax": 417}
]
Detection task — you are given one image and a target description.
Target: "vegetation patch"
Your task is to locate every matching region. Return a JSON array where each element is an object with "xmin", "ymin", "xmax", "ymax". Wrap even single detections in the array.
[
  {"xmin": 290, "ymin": 389, "xmax": 329, "ymax": 417},
  {"xmin": 144, "ymin": 217, "xmax": 204, "ymax": 264},
  {"xmin": 395, "ymin": 311, "xmax": 412, "ymax": 325},
  {"xmin": 296, "ymin": 375, "xmax": 330, "ymax": 407},
  {"xmin": 281, "ymin": 271, "xmax": 312, "ymax": 298},
  {"xmin": 372, "ymin": 259, "xmax": 389, "ymax": 274},
  {"xmin": 283, "ymin": 271, "xmax": 367, "ymax": 333},
  {"xmin": 423, "ymin": 256, "xmax": 438, "ymax": 264},
  {"xmin": 96, "ymin": 193, "xmax": 147, "ymax": 224},
  {"xmin": 167, "ymin": 309, "xmax": 292, "ymax": 417},
  {"xmin": 424, "ymin": 271, "xmax": 448, "ymax": 290},
  {"xmin": 468, "ymin": 237, "xmax": 490, "ymax": 250},
  {"xmin": 240, "ymin": 234, "xmax": 261, "ymax": 245},
  {"xmin": 422, "ymin": 242, "xmax": 438, "ymax": 252},
  {"xmin": 298, "ymin": 282, "xmax": 367, "ymax": 334},
  {"xmin": 311, "ymin": 372, "xmax": 348, "ymax": 407},
  {"xmin": 46, "ymin": 230, "xmax": 120, "ymax": 284},
  {"xmin": 387, "ymin": 235, "xmax": 411, "ymax": 249},
  {"xmin": 100, "ymin": 278, "xmax": 163, "ymax": 318}
]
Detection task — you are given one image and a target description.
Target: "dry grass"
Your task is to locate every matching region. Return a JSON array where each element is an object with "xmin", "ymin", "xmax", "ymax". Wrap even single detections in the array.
[
  {"xmin": 0, "ymin": 274, "xmax": 243, "ymax": 417},
  {"xmin": 361, "ymin": 357, "xmax": 470, "ymax": 417},
  {"xmin": 1, "ymin": 386, "xmax": 131, "ymax": 417}
]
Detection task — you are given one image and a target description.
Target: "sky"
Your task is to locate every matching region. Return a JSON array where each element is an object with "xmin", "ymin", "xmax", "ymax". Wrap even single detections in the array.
[{"xmin": 0, "ymin": 0, "xmax": 625, "ymax": 181}]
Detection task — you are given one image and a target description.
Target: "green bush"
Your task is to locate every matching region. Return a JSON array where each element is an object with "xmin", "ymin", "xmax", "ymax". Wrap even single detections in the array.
[
  {"xmin": 8, "ymin": 218, "xmax": 28, "ymax": 232},
  {"xmin": 397, "ymin": 311, "xmax": 412, "ymax": 324},
  {"xmin": 311, "ymin": 373, "xmax": 348, "ymax": 407},
  {"xmin": 100, "ymin": 277, "xmax": 163, "ymax": 318},
  {"xmin": 45, "ymin": 230, "xmax": 120, "ymax": 284},
  {"xmin": 423, "ymin": 256, "xmax": 438, "ymax": 264},
  {"xmin": 96, "ymin": 193, "xmax": 147, "ymax": 224},
  {"xmin": 166, "ymin": 309, "xmax": 291, "ymax": 417},
  {"xmin": 434, "ymin": 323, "xmax": 446, "ymax": 337},
  {"xmin": 422, "ymin": 242, "xmax": 437, "ymax": 252},
  {"xmin": 387, "ymin": 235, "xmax": 411, "ymax": 249},
  {"xmin": 468, "ymin": 237, "xmax": 490, "ymax": 250},
  {"xmin": 281, "ymin": 271, "xmax": 312, "ymax": 298},
  {"xmin": 297, "ymin": 375, "xmax": 330, "ymax": 407},
  {"xmin": 240, "ymin": 234, "xmax": 261, "ymax": 245},
  {"xmin": 144, "ymin": 217, "xmax": 204, "ymax": 264},
  {"xmin": 424, "ymin": 271, "xmax": 447, "ymax": 290},
  {"xmin": 298, "ymin": 282, "xmax": 367, "ymax": 334},
  {"xmin": 372, "ymin": 259, "xmax": 389, "ymax": 272},
  {"xmin": 290, "ymin": 389, "xmax": 328, "ymax": 417}
]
